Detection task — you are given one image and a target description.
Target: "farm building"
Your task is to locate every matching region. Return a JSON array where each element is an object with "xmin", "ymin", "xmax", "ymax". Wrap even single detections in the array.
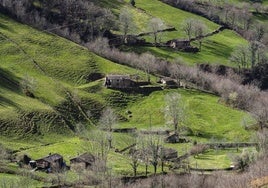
[
  {"xmin": 105, "ymin": 75, "xmax": 136, "ymax": 89},
  {"xmin": 161, "ymin": 147, "xmax": 178, "ymax": 160},
  {"xmin": 36, "ymin": 153, "xmax": 64, "ymax": 172},
  {"xmin": 167, "ymin": 39, "xmax": 190, "ymax": 49},
  {"xmin": 165, "ymin": 133, "xmax": 189, "ymax": 143},
  {"xmin": 167, "ymin": 39, "xmax": 198, "ymax": 52},
  {"xmin": 160, "ymin": 77, "xmax": 177, "ymax": 86},
  {"xmin": 70, "ymin": 152, "xmax": 95, "ymax": 169}
]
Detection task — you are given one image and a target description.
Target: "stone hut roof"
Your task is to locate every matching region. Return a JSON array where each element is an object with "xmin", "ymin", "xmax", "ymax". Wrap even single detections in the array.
[
  {"xmin": 106, "ymin": 75, "xmax": 131, "ymax": 80},
  {"xmin": 36, "ymin": 153, "xmax": 63, "ymax": 163},
  {"xmin": 70, "ymin": 153, "xmax": 95, "ymax": 164},
  {"xmin": 161, "ymin": 147, "xmax": 178, "ymax": 160},
  {"xmin": 161, "ymin": 77, "xmax": 174, "ymax": 82}
]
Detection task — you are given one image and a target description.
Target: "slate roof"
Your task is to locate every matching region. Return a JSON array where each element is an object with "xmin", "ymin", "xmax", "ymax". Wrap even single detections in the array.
[
  {"xmin": 70, "ymin": 153, "xmax": 95, "ymax": 164},
  {"xmin": 106, "ymin": 75, "xmax": 131, "ymax": 80},
  {"xmin": 37, "ymin": 153, "xmax": 63, "ymax": 163}
]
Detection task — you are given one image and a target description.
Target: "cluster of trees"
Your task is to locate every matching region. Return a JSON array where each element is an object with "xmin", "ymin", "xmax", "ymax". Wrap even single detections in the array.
[
  {"xmin": 230, "ymin": 22, "xmax": 268, "ymax": 69},
  {"xmin": 0, "ymin": 0, "xmax": 117, "ymax": 42},
  {"xmin": 125, "ymin": 129, "xmax": 268, "ymax": 188},
  {"xmin": 1, "ymin": 0, "xmax": 209, "ymax": 49},
  {"xmin": 182, "ymin": 19, "xmax": 208, "ymax": 50},
  {"xmin": 162, "ymin": 0, "xmax": 268, "ymax": 39},
  {"xmin": 129, "ymin": 135, "xmax": 165, "ymax": 177}
]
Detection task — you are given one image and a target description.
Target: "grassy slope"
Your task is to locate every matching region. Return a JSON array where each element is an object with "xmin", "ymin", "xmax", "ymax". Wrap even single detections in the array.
[
  {"xmin": 119, "ymin": 89, "xmax": 254, "ymax": 142},
  {"xmin": 188, "ymin": 147, "xmax": 257, "ymax": 169},
  {"xmin": 116, "ymin": 0, "xmax": 248, "ymax": 66},
  {"xmin": 0, "ymin": 13, "xmax": 149, "ymax": 137},
  {"xmin": 0, "ymin": 173, "xmax": 45, "ymax": 188}
]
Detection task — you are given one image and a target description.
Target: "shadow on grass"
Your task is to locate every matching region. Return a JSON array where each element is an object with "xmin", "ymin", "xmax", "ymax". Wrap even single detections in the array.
[
  {"xmin": 195, "ymin": 155, "xmax": 213, "ymax": 160},
  {"xmin": 0, "ymin": 94, "xmax": 18, "ymax": 107},
  {"xmin": 253, "ymin": 12, "xmax": 268, "ymax": 22},
  {"xmin": 204, "ymin": 40, "xmax": 233, "ymax": 58},
  {"xmin": 92, "ymin": 0, "xmax": 124, "ymax": 13},
  {"xmin": 120, "ymin": 45, "xmax": 175, "ymax": 59},
  {"xmin": 0, "ymin": 15, "xmax": 15, "ymax": 33},
  {"xmin": 0, "ymin": 68, "xmax": 21, "ymax": 93}
]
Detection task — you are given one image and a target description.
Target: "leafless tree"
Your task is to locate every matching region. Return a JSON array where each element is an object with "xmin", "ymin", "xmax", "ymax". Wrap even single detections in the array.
[
  {"xmin": 169, "ymin": 60, "xmax": 183, "ymax": 85},
  {"xmin": 228, "ymin": 6, "xmax": 239, "ymax": 28},
  {"xmin": 159, "ymin": 147, "xmax": 166, "ymax": 173},
  {"xmin": 239, "ymin": 4, "xmax": 252, "ymax": 31},
  {"xmin": 230, "ymin": 44, "xmax": 250, "ymax": 71},
  {"xmin": 139, "ymin": 52, "xmax": 156, "ymax": 82},
  {"xmin": 95, "ymin": 8, "xmax": 117, "ymax": 37},
  {"xmin": 148, "ymin": 135, "xmax": 162, "ymax": 175},
  {"xmin": 233, "ymin": 149, "xmax": 257, "ymax": 171},
  {"xmin": 129, "ymin": 147, "xmax": 140, "ymax": 177},
  {"xmin": 222, "ymin": 3, "xmax": 232, "ymax": 23},
  {"xmin": 193, "ymin": 20, "xmax": 207, "ymax": 51},
  {"xmin": 148, "ymin": 18, "xmax": 164, "ymax": 45},
  {"xmin": 182, "ymin": 19, "xmax": 195, "ymax": 40},
  {"xmin": 255, "ymin": 129, "xmax": 268, "ymax": 154},
  {"xmin": 119, "ymin": 8, "xmax": 136, "ymax": 42},
  {"xmin": 253, "ymin": 3, "xmax": 262, "ymax": 13},
  {"xmin": 251, "ymin": 98, "xmax": 268, "ymax": 130},
  {"xmin": 137, "ymin": 134, "xmax": 151, "ymax": 176},
  {"xmin": 85, "ymin": 130, "xmax": 109, "ymax": 162},
  {"xmin": 81, "ymin": 129, "xmax": 113, "ymax": 186},
  {"xmin": 164, "ymin": 92, "xmax": 186, "ymax": 134},
  {"xmin": 86, "ymin": 3, "xmax": 102, "ymax": 40},
  {"xmin": 99, "ymin": 107, "xmax": 117, "ymax": 149},
  {"xmin": 249, "ymin": 41, "xmax": 264, "ymax": 68},
  {"xmin": 91, "ymin": 157, "xmax": 111, "ymax": 187}
]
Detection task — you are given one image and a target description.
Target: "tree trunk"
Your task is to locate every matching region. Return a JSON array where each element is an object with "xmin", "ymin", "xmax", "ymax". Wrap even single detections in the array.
[
  {"xmin": 199, "ymin": 41, "xmax": 202, "ymax": 51},
  {"xmin": 174, "ymin": 122, "xmax": 178, "ymax": 133},
  {"xmin": 134, "ymin": 167, "xmax": 137, "ymax": 177},
  {"xmin": 108, "ymin": 139, "xmax": 112, "ymax": 149},
  {"xmin": 153, "ymin": 163, "xmax": 157, "ymax": 175}
]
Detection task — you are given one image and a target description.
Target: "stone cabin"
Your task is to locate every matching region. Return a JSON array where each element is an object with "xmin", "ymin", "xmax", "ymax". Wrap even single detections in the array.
[
  {"xmin": 164, "ymin": 133, "xmax": 189, "ymax": 143},
  {"xmin": 161, "ymin": 147, "xmax": 178, "ymax": 160},
  {"xmin": 105, "ymin": 75, "xmax": 136, "ymax": 89},
  {"xmin": 160, "ymin": 77, "xmax": 177, "ymax": 86},
  {"xmin": 167, "ymin": 39, "xmax": 191, "ymax": 49},
  {"xmin": 36, "ymin": 153, "xmax": 64, "ymax": 171},
  {"xmin": 70, "ymin": 152, "xmax": 95, "ymax": 169}
]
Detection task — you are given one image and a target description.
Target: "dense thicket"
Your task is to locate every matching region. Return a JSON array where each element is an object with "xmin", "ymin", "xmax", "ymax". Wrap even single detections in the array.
[
  {"xmin": 161, "ymin": 0, "xmax": 268, "ymax": 42},
  {"xmin": 0, "ymin": 0, "xmax": 116, "ymax": 42}
]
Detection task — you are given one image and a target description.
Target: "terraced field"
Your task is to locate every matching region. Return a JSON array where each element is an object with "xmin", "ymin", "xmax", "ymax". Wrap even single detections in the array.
[{"xmin": 0, "ymin": 13, "xmax": 148, "ymax": 137}]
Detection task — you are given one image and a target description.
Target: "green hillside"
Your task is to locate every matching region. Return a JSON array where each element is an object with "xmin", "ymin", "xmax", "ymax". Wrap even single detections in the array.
[
  {"xmin": 0, "ymin": 14, "xmax": 147, "ymax": 137},
  {"xmin": 0, "ymin": 10, "xmax": 257, "ymax": 182},
  {"xmin": 112, "ymin": 0, "xmax": 248, "ymax": 66},
  {"xmin": 0, "ymin": 10, "xmax": 253, "ymax": 148},
  {"xmin": 119, "ymin": 89, "xmax": 253, "ymax": 141}
]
